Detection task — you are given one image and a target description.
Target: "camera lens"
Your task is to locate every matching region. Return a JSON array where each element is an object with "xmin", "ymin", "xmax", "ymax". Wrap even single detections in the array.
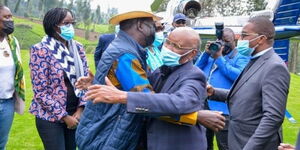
[{"xmin": 208, "ymin": 42, "xmax": 222, "ymax": 53}]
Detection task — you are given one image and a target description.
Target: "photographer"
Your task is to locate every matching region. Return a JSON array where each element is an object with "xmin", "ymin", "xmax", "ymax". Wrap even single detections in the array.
[{"xmin": 195, "ymin": 28, "xmax": 250, "ymax": 150}]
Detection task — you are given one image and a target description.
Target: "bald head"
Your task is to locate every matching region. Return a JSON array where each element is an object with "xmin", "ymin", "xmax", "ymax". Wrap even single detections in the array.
[
  {"xmin": 164, "ymin": 27, "xmax": 200, "ymax": 64},
  {"xmin": 169, "ymin": 27, "xmax": 201, "ymax": 50}
]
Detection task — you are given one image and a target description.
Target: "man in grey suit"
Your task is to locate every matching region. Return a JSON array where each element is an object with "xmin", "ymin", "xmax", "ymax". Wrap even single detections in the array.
[
  {"xmin": 207, "ymin": 16, "xmax": 290, "ymax": 150},
  {"xmin": 84, "ymin": 27, "xmax": 226, "ymax": 150}
]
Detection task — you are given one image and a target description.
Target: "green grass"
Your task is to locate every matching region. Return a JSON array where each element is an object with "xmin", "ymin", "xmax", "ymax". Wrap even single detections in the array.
[
  {"xmin": 76, "ymin": 22, "xmax": 112, "ymax": 34},
  {"xmin": 6, "ymin": 50, "xmax": 300, "ymax": 149},
  {"xmin": 282, "ymin": 73, "xmax": 300, "ymax": 145}
]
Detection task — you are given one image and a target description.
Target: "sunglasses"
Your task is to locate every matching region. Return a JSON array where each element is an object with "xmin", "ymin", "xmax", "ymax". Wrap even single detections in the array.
[
  {"xmin": 165, "ymin": 38, "xmax": 196, "ymax": 51},
  {"xmin": 175, "ymin": 20, "xmax": 186, "ymax": 24}
]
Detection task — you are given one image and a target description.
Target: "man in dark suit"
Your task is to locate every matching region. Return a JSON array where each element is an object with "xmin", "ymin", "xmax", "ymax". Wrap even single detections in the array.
[
  {"xmin": 84, "ymin": 27, "xmax": 225, "ymax": 150},
  {"xmin": 94, "ymin": 33, "xmax": 116, "ymax": 67},
  {"xmin": 207, "ymin": 16, "xmax": 290, "ymax": 150}
]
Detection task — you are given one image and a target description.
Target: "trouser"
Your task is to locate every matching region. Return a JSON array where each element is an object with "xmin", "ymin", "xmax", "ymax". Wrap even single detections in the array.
[
  {"xmin": 0, "ymin": 98, "xmax": 14, "ymax": 150},
  {"xmin": 35, "ymin": 117, "xmax": 76, "ymax": 150},
  {"xmin": 206, "ymin": 115, "xmax": 229, "ymax": 150}
]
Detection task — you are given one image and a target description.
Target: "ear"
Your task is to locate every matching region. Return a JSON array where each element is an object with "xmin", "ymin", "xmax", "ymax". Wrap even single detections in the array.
[
  {"xmin": 259, "ymin": 35, "xmax": 267, "ymax": 44},
  {"xmin": 189, "ymin": 49, "xmax": 198, "ymax": 59},
  {"xmin": 136, "ymin": 20, "xmax": 143, "ymax": 32},
  {"xmin": 172, "ymin": 22, "xmax": 176, "ymax": 28},
  {"xmin": 179, "ymin": 50, "xmax": 197, "ymax": 64}
]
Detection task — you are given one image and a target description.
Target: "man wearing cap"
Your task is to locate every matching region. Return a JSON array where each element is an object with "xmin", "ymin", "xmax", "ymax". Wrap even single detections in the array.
[{"xmin": 172, "ymin": 13, "xmax": 187, "ymax": 28}]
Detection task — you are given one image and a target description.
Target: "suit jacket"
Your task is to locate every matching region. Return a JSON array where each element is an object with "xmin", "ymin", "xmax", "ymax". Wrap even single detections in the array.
[
  {"xmin": 127, "ymin": 61, "xmax": 207, "ymax": 150},
  {"xmin": 211, "ymin": 49, "xmax": 290, "ymax": 150},
  {"xmin": 94, "ymin": 34, "xmax": 115, "ymax": 67}
]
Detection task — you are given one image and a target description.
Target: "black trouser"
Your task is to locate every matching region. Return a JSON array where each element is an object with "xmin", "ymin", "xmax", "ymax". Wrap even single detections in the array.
[
  {"xmin": 206, "ymin": 115, "xmax": 229, "ymax": 150},
  {"xmin": 35, "ymin": 117, "xmax": 76, "ymax": 150}
]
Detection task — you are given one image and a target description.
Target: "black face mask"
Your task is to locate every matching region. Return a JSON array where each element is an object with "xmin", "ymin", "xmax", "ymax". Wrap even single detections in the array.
[
  {"xmin": 2, "ymin": 20, "xmax": 14, "ymax": 35},
  {"xmin": 222, "ymin": 42, "xmax": 233, "ymax": 55},
  {"xmin": 141, "ymin": 23, "xmax": 155, "ymax": 47}
]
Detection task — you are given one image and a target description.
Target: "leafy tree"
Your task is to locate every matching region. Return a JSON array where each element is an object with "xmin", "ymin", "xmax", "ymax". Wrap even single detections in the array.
[
  {"xmin": 95, "ymin": 5, "xmax": 101, "ymax": 24},
  {"xmin": 14, "ymin": 0, "xmax": 22, "ymax": 13}
]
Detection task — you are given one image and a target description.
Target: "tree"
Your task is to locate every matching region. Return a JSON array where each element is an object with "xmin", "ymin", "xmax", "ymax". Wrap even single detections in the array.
[
  {"xmin": 14, "ymin": 0, "xmax": 22, "ymax": 13},
  {"xmin": 68, "ymin": 0, "xmax": 74, "ymax": 11},
  {"xmin": 95, "ymin": 5, "xmax": 101, "ymax": 24}
]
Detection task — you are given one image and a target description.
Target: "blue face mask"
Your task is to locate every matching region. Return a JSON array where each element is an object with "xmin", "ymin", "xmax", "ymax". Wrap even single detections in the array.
[
  {"xmin": 236, "ymin": 35, "xmax": 262, "ymax": 56},
  {"xmin": 59, "ymin": 24, "xmax": 75, "ymax": 41},
  {"xmin": 161, "ymin": 46, "xmax": 192, "ymax": 67},
  {"xmin": 236, "ymin": 40, "xmax": 254, "ymax": 56},
  {"xmin": 153, "ymin": 31, "xmax": 164, "ymax": 47}
]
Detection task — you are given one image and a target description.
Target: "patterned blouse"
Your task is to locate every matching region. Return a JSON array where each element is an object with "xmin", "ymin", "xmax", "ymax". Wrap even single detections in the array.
[{"xmin": 29, "ymin": 40, "xmax": 89, "ymax": 122}]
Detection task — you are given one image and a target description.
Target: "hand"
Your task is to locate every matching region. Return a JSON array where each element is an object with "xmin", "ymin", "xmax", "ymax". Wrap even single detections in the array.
[
  {"xmin": 205, "ymin": 41, "xmax": 213, "ymax": 54},
  {"xmin": 197, "ymin": 110, "xmax": 225, "ymax": 132},
  {"xmin": 278, "ymin": 143, "xmax": 295, "ymax": 150},
  {"xmin": 62, "ymin": 115, "xmax": 79, "ymax": 129},
  {"xmin": 211, "ymin": 45, "xmax": 223, "ymax": 59},
  {"xmin": 84, "ymin": 77, "xmax": 127, "ymax": 104},
  {"xmin": 72, "ymin": 107, "xmax": 84, "ymax": 121},
  {"xmin": 75, "ymin": 70, "xmax": 94, "ymax": 90},
  {"xmin": 207, "ymin": 84, "xmax": 215, "ymax": 97}
]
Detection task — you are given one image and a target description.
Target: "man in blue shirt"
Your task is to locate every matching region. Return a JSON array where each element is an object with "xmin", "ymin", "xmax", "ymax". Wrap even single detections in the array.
[{"xmin": 195, "ymin": 28, "xmax": 250, "ymax": 150}]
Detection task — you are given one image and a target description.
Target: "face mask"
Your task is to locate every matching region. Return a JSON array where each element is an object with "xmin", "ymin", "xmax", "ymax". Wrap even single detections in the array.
[
  {"xmin": 141, "ymin": 23, "xmax": 155, "ymax": 47},
  {"xmin": 58, "ymin": 24, "xmax": 75, "ymax": 41},
  {"xmin": 3, "ymin": 20, "xmax": 14, "ymax": 35},
  {"xmin": 236, "ymin": 35, "xmax": 262, "ymax": 56},
  {"xmin": 161, "ymin": 46, "xmax": 192, "ymax": 67},
  {"xmin": 222, "ymin": 42, "xmax": 233, "ymax": 56},
  {"xmin": 153, "ymin": 31, "xmax": 164, "ymax": 47}
]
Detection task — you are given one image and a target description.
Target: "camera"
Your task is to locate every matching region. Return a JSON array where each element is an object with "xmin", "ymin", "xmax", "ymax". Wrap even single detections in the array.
[{"xmin": 208, "ymin": 22, "xmax": 232, "ymax": 55}]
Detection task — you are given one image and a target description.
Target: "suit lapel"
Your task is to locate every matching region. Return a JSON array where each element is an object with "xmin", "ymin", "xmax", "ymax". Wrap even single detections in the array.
[
  {"xmin": 160, "ymin": 61, "xmax": 192, "ymax": 92},
  {"xmin": 228, "ymin": 49, "xmax": 274, "ymax": 99}
]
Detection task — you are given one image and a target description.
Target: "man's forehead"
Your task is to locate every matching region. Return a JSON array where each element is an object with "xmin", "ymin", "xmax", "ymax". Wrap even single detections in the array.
[
  {"xmin": 242, "ymin": 22, "xmax": 255, "ymax": 33},
  {"xmin": 169, "ymin": 31, "xmax": 197, "ymax": 47}
]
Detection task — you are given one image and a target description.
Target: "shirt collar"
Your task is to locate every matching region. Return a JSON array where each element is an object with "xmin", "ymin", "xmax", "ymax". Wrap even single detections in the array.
[{"xmin": 251, "ymin": 47, "xmax": 272, "ymax": 59}]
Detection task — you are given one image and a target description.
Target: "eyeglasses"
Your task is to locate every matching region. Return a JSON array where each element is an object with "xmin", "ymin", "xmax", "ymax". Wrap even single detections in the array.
[
  {"xmin": 175, "ymin": 20, "xmax": 186, "ymax": 24},
  {"xmin": 240, "ymin": 32, "xmax": 259, "ymax": 39},
  {"xmin": 165, "ymin": 38, "xmax": 196, "ymax": 51},
  {"xmin": 61, "ymin": 21, "xmax": 76, "ymax": 27}
]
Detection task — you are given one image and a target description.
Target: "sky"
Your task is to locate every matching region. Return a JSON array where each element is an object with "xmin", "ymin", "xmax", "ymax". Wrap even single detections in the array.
[{"xmin": 90, "ymin": 0, "xmax": 154, "ymax": 13}]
